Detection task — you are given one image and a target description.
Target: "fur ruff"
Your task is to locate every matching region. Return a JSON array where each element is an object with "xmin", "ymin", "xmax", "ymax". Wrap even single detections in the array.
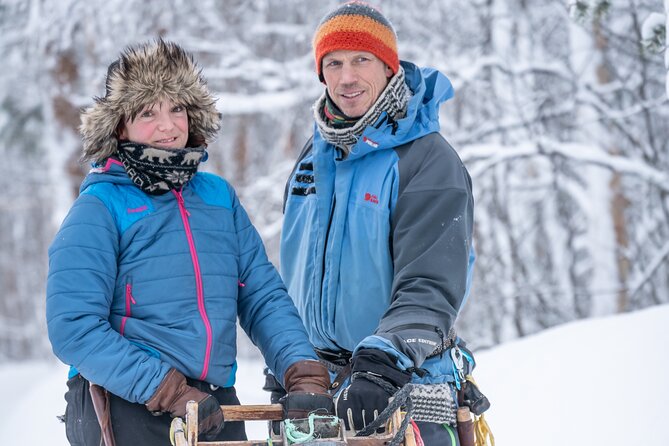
[{"xmin": 80, "ymin": 39, "xmax": 221, "ymax": 163}]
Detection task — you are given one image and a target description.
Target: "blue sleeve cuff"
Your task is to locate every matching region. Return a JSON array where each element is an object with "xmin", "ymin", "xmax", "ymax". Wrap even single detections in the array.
[{"xmin": 355, "ymin": 335, "xmax": 414, "ymax": 370}]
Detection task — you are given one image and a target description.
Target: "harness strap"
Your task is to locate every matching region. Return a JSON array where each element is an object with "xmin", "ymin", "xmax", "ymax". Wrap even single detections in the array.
[
  {"xmin": 314, "ymin": 348, "xmax": 353, "ymax": 393},
  {"xmin": 89, "ymin": 383, "xmax": 116, "ymax": 446}
]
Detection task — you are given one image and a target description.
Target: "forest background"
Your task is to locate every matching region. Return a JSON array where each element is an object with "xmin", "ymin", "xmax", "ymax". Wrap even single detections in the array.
[{"xmin": 1, "ymin": 0, "xmax": 667, "ymax": 361}]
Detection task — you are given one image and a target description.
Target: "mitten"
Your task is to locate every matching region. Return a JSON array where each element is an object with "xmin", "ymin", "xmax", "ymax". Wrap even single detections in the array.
[
  {"xmin": 145, "ymin": 368, "xmax": 224, "ymax": 439},
  {"xmin": 280, "ymin": 360, "xmax": 334, "ymax": 419}
]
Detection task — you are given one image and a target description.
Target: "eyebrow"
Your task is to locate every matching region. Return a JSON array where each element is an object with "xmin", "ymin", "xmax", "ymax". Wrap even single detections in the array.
[{"xmin": 324, "ymin": 52, "xmax": 374, "ymax": 61}]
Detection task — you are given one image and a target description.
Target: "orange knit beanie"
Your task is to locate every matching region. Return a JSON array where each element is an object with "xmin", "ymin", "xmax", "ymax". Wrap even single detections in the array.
[{"xmin": 312, "ymin": 1, "xmax": 399, "ymax": 82}]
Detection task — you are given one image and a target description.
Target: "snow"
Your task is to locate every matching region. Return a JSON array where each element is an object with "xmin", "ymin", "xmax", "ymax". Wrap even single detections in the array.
[
  {"xmin": 461, "ymin": 140, "xmax": 669, "ymax": 192},
  {"xmin": 2, "ymin": 304, "xmax": 668, "ymax": 445},
  {"xmin": 641, "ymin": 12, "xmax": 666, "ymax": 42},
  {"xmin": 665, "ymin": 2, "xmax": 669, "ymax": 99}
]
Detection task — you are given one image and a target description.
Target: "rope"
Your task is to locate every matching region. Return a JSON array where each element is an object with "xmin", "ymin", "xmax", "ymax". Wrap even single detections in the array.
[
  {"xmin": 283, "ymin": 413, "xmax": 339, "ymax": 445},
  {"xmin": 474, "ymin": 413, "xmax": 495, "ymax": 446},
  {"xmin": 353, "ymin": 373, "xmax": 414, "ymax": 446},
  {"xmin": 410, "ymin": 418, "xmax": 425, "ymax": 446}
]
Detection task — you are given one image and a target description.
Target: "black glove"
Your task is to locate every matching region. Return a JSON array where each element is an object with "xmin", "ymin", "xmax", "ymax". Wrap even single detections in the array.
[
  {"xmin": 263, "ymin": 369, "xmax": 286, "ymax": 435},
  {"xmin": 263, "ymin": 368, "xmax": 287, "ymax": 404},
  {"xmin": 334, "ymin": 349, "xmax": 411, "ymax": 431}
]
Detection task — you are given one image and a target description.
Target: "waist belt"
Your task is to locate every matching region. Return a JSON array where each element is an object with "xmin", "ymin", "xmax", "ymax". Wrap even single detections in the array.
[
  {"xmin": 315, "ymin": 349, "xmax": 353, "ymax": 393},
  {"xmin": 315, "ymin": 348, "xmax": 352, "ymax": 367},
  {"xmin": 186, "ymin": 377, "xmax": 233, "ymax": 393}
]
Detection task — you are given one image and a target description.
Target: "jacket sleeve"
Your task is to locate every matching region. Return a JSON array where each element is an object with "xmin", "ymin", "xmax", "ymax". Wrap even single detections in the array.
[
  {"xmin": 360, "ymin": 133, "xmax": 474, "ymax": 369},
  {"xmin": 230, "ymin": 188, "xmax": 317, "ymax": 384},
  {"xmin": 46, "ymin": 194, "xmax": 170, "ymax": 403}
]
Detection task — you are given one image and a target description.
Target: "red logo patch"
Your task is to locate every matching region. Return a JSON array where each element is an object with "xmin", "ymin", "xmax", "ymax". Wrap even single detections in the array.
[{"xmin": 364, "ymin": 193, "xmax": 379, "ymax": 204}]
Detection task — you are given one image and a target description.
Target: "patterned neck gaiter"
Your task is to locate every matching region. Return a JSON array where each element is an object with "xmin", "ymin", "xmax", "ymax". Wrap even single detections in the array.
[
  {"xmin": 116, "ymin": 142, "xmax": 206, "ymax": 195},
  {"xmin": 323, "ymin": 92, "xmax": 359, "ymax": 129}
]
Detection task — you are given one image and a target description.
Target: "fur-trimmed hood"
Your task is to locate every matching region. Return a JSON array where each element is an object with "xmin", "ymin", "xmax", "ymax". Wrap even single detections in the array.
[{"xmin": 80, "ymin": 39, "xmax": 221, "ymax": 164}]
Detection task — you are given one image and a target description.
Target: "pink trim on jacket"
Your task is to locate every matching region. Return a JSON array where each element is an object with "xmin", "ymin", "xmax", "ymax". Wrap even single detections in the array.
[
  {"xmin": 172, "ymin": 189, "xmax": 213, "ymax": 381},
  {"xmin": 120, "ymin": 283, "xmax": 136, "ymax": 336},
  {"xmin": 89, "ymin": 158, "xmax": 123, "ymax": 174}
]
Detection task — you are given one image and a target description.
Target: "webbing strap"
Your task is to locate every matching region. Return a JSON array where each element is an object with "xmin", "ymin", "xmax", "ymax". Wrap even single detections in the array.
[{"xmin": 353, "ymin": 374, "xmax": 414, "ymax": 446}]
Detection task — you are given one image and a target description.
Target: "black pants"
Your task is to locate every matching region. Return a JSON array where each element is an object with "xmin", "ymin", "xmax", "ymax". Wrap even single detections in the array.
[
  {"xmin": 415, "ymin": 421, "xmax": 460, "ymax": 446},
  {"xmin": 63, "ymin": 374, "xmax": 247, "ymax": 446}
]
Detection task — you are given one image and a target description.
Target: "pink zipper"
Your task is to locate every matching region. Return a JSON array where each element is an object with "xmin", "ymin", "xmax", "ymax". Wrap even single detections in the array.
[
  {"xmin": 120, "ymin": 283, "xmax": 136, "ymax": 336},
  {"xmin": 172, "ymin": 189, "xmax": 212, "ymax": 380}
]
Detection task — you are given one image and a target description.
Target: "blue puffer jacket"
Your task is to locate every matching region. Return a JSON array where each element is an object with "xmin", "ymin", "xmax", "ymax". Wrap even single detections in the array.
[
  {"xmin": 281, "ymin": 61, "xmax": 475, "ymax": 384},
  {"xmin": 47, "ymin": 160, "xmax": 316, "ymax": 404}
]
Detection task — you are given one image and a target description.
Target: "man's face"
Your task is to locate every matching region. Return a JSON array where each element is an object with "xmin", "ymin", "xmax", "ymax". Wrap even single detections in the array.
[{"xmin": 321, "ymin": 50, "xmax": 393, "ymax": 118}]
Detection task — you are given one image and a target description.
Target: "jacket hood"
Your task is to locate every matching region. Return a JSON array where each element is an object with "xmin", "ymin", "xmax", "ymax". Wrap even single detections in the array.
[
  {"xmin": 396, "ymin": 60, "xmax": 454, "ymax": 140},
  {"xmin": 318, "ymin": 60, "xmax": 454, "ymax": 161},
  {"xmin": 80, "ymin": 39, "xmax": 221, "ymax": 164}
]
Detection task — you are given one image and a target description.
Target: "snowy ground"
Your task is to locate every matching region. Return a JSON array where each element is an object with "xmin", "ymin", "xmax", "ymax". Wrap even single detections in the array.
[{"xmin": 2, "ymin": 304, "xmax": 668, "ymax": 445}]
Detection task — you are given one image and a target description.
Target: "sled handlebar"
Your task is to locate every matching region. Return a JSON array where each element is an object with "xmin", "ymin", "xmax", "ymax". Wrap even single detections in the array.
[{"xmin": 220, "ymin": 403, "xmax": 284, "ymax": 421}]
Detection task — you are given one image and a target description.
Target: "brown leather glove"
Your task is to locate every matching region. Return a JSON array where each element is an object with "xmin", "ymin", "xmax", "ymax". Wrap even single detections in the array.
[
  {"xmin": 280, "ymin": 360, "xmax": 334, "ymax": 419},
  {"xmin": 146, "ymin": 368, "xmax": 224, "ymax": 439}
]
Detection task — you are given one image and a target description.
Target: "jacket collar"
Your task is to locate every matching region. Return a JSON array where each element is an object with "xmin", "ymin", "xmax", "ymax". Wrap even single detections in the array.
[{"xmin": 314, "ymin": 60, "xmax": 454, "ymax": 162}]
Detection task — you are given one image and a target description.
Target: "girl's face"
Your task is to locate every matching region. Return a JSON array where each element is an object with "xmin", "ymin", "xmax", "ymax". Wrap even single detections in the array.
[{"xmin": 119, "ymin": 99, "xmax": 189, "ymax": 149}]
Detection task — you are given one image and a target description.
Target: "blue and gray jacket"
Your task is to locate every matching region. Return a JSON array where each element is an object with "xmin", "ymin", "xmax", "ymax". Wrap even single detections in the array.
[
  {"xmin": 47, "ymin": 160, "xmax": 317, "ymax": 404},
  {"xmin": 280, "ymin": 61, "xmax": 475, "ymax": 384}
]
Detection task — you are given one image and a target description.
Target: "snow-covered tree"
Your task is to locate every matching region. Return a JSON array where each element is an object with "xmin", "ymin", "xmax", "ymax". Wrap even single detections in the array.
[{"xmin": 1, "ymin": 0, "xmax": 667, "ymax": 358}]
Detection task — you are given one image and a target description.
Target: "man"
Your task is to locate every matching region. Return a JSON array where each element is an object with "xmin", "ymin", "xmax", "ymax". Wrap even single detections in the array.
[{"xmin": 280, "ymin": 2, "xmax": 476, "ymax": 445}]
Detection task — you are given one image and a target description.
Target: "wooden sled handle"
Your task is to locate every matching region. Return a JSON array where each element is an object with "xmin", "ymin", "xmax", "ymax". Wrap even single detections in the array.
[
  {"xmin": 172, "ymin": 402, "xmax": 417, "ymax": 446},
  {"xmin": 219, "ymin": 404, "xmax": 283, "ymax": 421}
]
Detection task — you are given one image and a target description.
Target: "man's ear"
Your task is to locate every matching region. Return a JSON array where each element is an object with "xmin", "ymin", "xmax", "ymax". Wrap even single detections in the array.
[{"xmin": 385, "ymin": 65, "xmax": 393, "ymax": 78}]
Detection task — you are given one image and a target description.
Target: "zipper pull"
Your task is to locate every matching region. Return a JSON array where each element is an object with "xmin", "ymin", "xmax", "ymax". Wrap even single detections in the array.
[
  {"xmin": 174, "ymin": 189, "xmax": 191, "ymax": 217},
  {"xmin": 125, "ymin": 284, "xmax": 136, "ymax": 304}
]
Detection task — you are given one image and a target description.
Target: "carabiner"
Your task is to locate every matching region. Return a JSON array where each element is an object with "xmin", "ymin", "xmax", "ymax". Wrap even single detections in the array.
[{"xmin": 450, "ymin": 346, "xmax": 466, "ymax": 387}]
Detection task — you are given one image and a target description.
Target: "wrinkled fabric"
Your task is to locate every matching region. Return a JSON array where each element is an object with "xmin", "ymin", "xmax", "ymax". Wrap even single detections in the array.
[{"xmin": 63, "ymin": 374, "xmax": 246, "ymax": 445}]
